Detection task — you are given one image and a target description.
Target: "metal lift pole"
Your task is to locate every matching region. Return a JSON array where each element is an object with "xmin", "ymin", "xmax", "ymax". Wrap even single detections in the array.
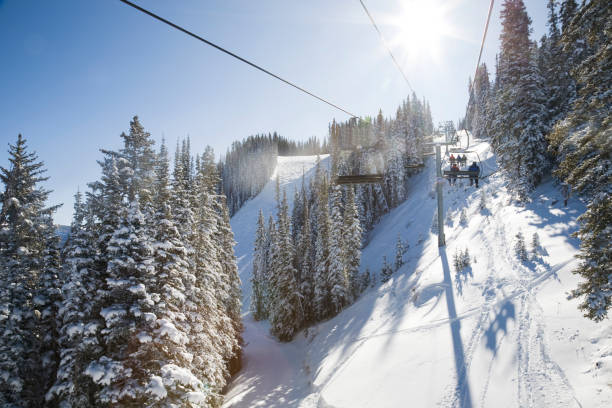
[{"xmin": 436, "ymin": 144, "xmax": 445, "ymax": 247}]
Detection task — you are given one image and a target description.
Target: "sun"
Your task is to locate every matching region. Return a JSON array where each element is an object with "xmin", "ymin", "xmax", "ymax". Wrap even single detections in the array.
[{"xmin": 383, "ymin": 0, "xmax": 459, "ymax": 63}]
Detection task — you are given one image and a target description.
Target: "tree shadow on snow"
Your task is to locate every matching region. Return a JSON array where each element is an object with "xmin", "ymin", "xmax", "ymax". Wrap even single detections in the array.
[
  {"xmin": 455, "ymin": 265, "xmax": 473, "ymax": 296},
  {"xmin": 484, "ymin": 300, "xmax": 515, "ymax": 356}
]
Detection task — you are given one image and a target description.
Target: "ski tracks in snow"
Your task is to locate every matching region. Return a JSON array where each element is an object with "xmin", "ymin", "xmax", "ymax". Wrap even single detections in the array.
[
  {"xmin": 495, "ymin": 208, "xmax": 581, "ymax": 408},
  {"xmin": 441, "ymin": 191, "xmax": 581, "ymax": 408}
]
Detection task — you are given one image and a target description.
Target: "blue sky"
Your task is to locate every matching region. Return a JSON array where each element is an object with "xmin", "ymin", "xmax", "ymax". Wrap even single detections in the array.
[{"xmin": 0, "ymin": 0, "xmax": 548, "ymax": 225}]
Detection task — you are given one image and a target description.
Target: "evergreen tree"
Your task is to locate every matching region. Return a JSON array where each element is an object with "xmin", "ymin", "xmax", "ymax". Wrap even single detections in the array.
[
  {"xmin": 297, "ymin": 199, "xmax": 315, "ymax": 324},
  {"xmin": 360, "ymin": 267, "xmax": 372, "ymax": 293},
  {"xmin": 380, "ymin": 256, "xmax": 393, "ymax": 283},
  {"xmin": 0, "ymin": 134, "xmax": 61, "ymax": 406},
  {"xmin": 328, "ymin": 186, "xmax": 350, "ymax": 315},
  {"xmin": 251, "ymin": 210, "xmax": 268, "ymax": 321},
  {"xmin": 84, "ymin": 202, "xmax": 160, "ymax": 405},
  {"xmin": 514, "ymin": 231, "xmax": 528, "ymax": 261},
  {"xmin": 549, "ymin": 0, "xmax": 611, "ymax": 321},
  {"xmin": 343, "ymin": 186, "xmax": 362, "ymax": 301},
  {"xmin": 119, "ymin": 116, "xmax": 156, "ymax": 212},
  {"xmin": 559, "ymin": 0, "xmax": 578, "ymax": 33},
  {"xmin": 394, "ymin": 234, "xmax": 404, "ymax": 271},
  {"xmin": 493, "ymin": 0, "xmax": 550, "ymax": 199},
  {"xmin": 48, "ymin": 191, "xmax": 100, "ymax": 407},
  {"xmin": 269, "ymin": 191, "xmax": 302, "ymax": 341},
  {"xmin": 313, "ymin": 174, "xmax": 331, "ymax": 319}
]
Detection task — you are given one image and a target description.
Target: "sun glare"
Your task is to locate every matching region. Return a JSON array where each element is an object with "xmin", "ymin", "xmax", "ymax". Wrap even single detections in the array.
[{"xmin": 384, "ymin": 0, "xmax": 459, "ymax": 63}]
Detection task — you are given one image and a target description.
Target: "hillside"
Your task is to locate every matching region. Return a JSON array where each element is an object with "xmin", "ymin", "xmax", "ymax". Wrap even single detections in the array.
[{"xmin": 224, "ymin": 141, "xmax": 611, "ymax": 407}]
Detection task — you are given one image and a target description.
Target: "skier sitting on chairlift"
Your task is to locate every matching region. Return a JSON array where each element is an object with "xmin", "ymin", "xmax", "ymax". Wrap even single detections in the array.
[
  {"xmin": 460, "ymin": 154, "xmax": 467, "ymax": 167},
  {"xmin": 468, "ymin": 162, "xmax": 480, "ymax": 188},
  {"xmin": 449, "ymin": 154, "xmax": 456, "ymax": 165}
]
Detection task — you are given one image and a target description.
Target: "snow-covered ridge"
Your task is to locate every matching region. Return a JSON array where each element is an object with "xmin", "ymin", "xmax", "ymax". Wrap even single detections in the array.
[{"xmin": 224, "ymin": 143, "xmax": 611, "ymax": 407}]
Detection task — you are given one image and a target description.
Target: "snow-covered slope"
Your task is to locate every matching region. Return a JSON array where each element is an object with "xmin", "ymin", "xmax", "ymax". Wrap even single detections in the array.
[{"xmin": 224, "ymin": 143, "xmax": 611, "ymax": 408}]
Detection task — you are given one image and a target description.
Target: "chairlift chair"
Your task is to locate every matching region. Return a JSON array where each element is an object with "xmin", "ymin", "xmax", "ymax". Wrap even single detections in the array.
[{"xmin": 442, "ymin": 150, "xmax": 482, "ymax": 179}]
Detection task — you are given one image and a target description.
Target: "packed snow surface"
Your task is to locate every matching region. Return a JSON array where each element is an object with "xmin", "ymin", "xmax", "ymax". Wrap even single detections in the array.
[{"xmin": 224, "ymin": 145, "xmax": 611, "ymax": 407}]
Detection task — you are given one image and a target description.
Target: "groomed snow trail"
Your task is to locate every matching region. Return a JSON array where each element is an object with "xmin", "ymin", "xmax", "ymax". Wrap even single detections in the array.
[
  {"xmin": 225, "ymin": 155, "xmax": 329, "ymax": 408},
  {"xmin": 223, "ymin": 141, "xmax": 611, "ymax": 408}
]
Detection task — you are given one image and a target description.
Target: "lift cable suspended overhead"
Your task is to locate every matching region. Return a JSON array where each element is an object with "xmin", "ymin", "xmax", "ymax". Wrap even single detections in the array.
[
  {"xmin": 442, "ymin": 0, "xmax": 494, "ymax": 181},
  {"xmin": 117, "ymin": 0, "xmax": 359, "ymax": 118},
  {"xmin": 463, "ymin": 0, "xmax": 495, "ymax": 148},
  {"xmin": 357, "ymin": 0, "xmax": 415, "ymax": 94}
]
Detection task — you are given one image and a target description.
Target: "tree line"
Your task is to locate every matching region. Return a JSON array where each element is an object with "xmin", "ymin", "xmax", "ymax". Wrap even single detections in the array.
[
  {"xmin": 218, "ymin": 132, "xmax": 327, "ymax": 216},
  {"xmin": 463, "ymin": 0, "xmax": 610, "ymax": 321},
  {"xmin": 250, "ymin": 161, "xmax": 365, "ymax": 340},
  {"xmin": 250, "ymin": 94, "xmax": 434, "ymax": 340},
  {"xmin": 0, "ymin": 117, "xmax": 242, "ymax": 407},
  {"xmin": 331, "ymin": 94, "xmax": 434, "ymax": 235}
]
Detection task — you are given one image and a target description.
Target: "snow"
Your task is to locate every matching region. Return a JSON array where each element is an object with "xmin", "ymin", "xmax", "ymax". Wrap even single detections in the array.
[
  {"xmin": 156, "ymin": 319, "xmax": 188, "ymax": 345},
  {"xmin": 223, "ymin": 141, "xmax": 611, "ymax": 407},
  {"xmin": 128, "ymin": 283, "xmax": 146, "ymax": 295},
  {"xmin": 161, "ymin": 364, "xmax": 203, "ymax": 389},
  {"xmin": 147, "ymin": 375, "xmax": 167, "ymax": 398},
  {"xmin": 100, "ymin": 306, "xmax": 126, "ymax": 323}
]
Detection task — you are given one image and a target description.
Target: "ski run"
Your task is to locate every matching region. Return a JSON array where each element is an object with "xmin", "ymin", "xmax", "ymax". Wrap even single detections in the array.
[{"xmin": 224, "ymin": 138, "xmax": 611, "ymax": 408}]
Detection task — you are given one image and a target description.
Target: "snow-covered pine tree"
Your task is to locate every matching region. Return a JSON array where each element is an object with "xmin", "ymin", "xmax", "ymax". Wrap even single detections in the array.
[
  {"xmin": 360, "ymin": 267, "xmax": 372, "ymax": 293},
  {"xmin": 0, "ymin": 134, "xmax": 61, "ymax": 406},
  {"xmin": 269, "ymin": 191, "xmax": 302, "ymax": 341},
  {"xmin": 514, "ymin": 231, "xmax": 528, "ymax": 261},
  {"xmin": 84, "ymin": 201, "xmax": 162, "ymax": 405},
  {"xmin": 493, "ymin": 0, "xmax": 550, "ymax": 200},
  {"xmin": 539, "ymin": 0, "xmax": 573, "ymax": 131},
  {"xmin": 48, "ymin": 190, "xmax": 101, "ymax": 407},
  {"xmin": 343, "ymin": 186, "xmax": 362, "ymax": 301},
  {"xmin": 212, "ymin": 194, "xmax": 243, "ymax": 375},
  {"xmin": 549, "ymin": 0, "xmax": 611, "ymax": 321},
  {"xmin": 472, "ymin": 64, "xmax": 491, "ymax": 140},
  {"xmin": 559, "ymin": 0, "xmax": 578, "ymax": 34},
  {"xmin": 251, "ymin": 210, "xmax": 268, "ymax": 321},
  {"xmin": 314, "ymin": 173, "xmax": 331, "ymax": 320},
  {"xmin": 380, "ymin": 256, "xmax": 393, "ymax": 283},
  {"xmin": 328, "ymin": 186, "xmax": 350, "ymax": 315},
  {"xmin": 266, "ymin": 216, "xmax": 279, "ymax": 322},
  {"xmin": 189, "ymin": 153, "xmax": 234, "ymax": 402},
  {"xmin": 298, "ymin": 197, "xmax": 315, "ymax": 325},
  {"xmin": 531, "ymin": 232, "xmax": 541, "ymax": 259},
  {"xmin": 394, "ymin": 234, "xmax": 404, "ymax": 271},
  {"xmin": 140, "ymin": 140, "xmax": 210, "ymax": 406},
  {"xmin": 120, "ymin": 116, "xmax": 156, "ymax": 213}
]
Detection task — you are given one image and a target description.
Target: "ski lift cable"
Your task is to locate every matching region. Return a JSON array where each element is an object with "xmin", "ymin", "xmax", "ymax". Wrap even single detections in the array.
[
  {"xmin": 468, "ymin": 0, "xmax": 495, "ymax": 99},
  {"xmin": 117, "ymin": 0, "xmax": 358, "ymax": 118},
  {"xmin": 357, "ymin": 0, "xmax": 415, "ymax": 94}
]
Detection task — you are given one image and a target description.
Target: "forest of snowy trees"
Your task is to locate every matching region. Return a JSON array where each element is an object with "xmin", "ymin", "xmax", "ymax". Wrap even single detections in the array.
[
  {"xmin": 218, "ymin": 133, "xmax": 327, "ymax": 216},
  {"xmin": 330, "ymin": 95, "xmax": 434, "ymax": 233},
  {"xmin": 463, "ymin": 0, "xmax": 610, "ymax": 321},
  {"xmin": 0, "ymin": 118, "xmax": 242, "ymax": 407},
  {"xmin": 251, "ymin": 94, "xmax": 434, "ymax": 340}
]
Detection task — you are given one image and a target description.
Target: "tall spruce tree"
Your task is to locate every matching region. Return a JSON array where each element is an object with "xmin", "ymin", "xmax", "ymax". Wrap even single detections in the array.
[
  {"xmin": 493, "ymin": 0, "xmax": 549, "ymax": 199},
  {"xmin": 0, "ymin": 134, "xmax": 61, "ymax": 406},
  {"xmin": 343, "ymin": 186, "xmax": 362, "ymax": 300},
  {"xmin": 48, "ymin": 191, "xmax": 101, "ymax": 407},
  {"xmin": 251, "ymin": 210, "xmax": 268, "ymax": 321},
  {"xmin": 328, "ymin": 186, "xmax": 350, "ymax": 314},
  {"xmin": 269, "ymin": 191, "xmax": 302, "ymax": 341},
  {"xmin": 313, "ymin": 174, "xmax": 331, "ymax": 320},
  {"xmin": 549, "ymin": 0, "xmax": 611, "ymax": 321}
]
